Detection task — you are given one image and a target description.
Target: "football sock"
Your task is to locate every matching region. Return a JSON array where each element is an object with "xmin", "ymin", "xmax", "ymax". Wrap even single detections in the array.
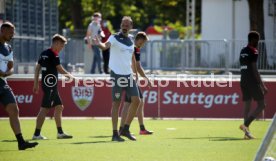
[
  {"xmin": 244, "ymin": 116, "xmax": 255, "ymax": 127},
  {"xmin": 57, "ymin": 127, "xmax": 64, "ymax": 134},
  {"xmin": 243, "ymin": 106, "xmax": 250, "ymax": 124},
  {"xmin": 123, "ymin": 124, "xmax": 130, "ymax": 131},
  {"xmin": 113, "ymin": 130, "xmax": 118, "ymax": 136},
  {"xmin": 15, "ymin": 133, "xmax": 25, "ymax": 144},
  {"xmin": 34, "ymin": 129, "xmax": 41, "ymax": 136},
  {"xmin": 140, "ymin": 125, "xmax": 146, "ymax": 131}
]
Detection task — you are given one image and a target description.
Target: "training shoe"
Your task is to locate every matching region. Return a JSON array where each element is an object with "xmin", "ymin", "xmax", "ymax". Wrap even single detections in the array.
[
  {"xmin": 140, "ymin": 129, "xmax": 154, "ymax": 135},
  {"xmin": 32, "ymin": 135, "xmax": 47, "ymax": 140},
  {"xmin": 119, "ymin": 127, "xmax": 134, "ymax": 135},
  {"xmin": 120, "ymin": 130, "xmax": 136, "ymax": 141},
  {"xmin": 244, "ymin": 132, "xmax": 256, "ymax": 139},
  {"xmin": 239, "ymin": 124, "xmax": 255, "ymax": 139},
  {"xmin": 112, "ymin": 135, "xmax": 125, "ymax": 142},
  {"xmin": 57, "ymin": 133, "xmax": 73, "ymax": 139},
  {"xmin": 18, "ymin": 141, "xmax": 38, "ymax": 150}
]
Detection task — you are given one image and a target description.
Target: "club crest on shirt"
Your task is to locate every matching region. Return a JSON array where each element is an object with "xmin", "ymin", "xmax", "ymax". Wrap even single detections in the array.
[
  {"xmin": 72, "ymin": 86, "xmax": 94, "ymax": 111},
  {"xmin": 115, "ymin": 93, "xmax": 121, "ymax": 99}
]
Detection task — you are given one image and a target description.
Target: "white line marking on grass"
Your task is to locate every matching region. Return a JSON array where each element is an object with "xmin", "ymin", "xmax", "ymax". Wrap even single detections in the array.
[{"xmin": 166, "ymin": 128, "xmax": 176, "ymax": 130}]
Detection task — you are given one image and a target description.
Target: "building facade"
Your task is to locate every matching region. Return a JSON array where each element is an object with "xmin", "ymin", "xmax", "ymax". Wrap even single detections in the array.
[
  {"xmin": 201, "ymin": 0, "xmax": 275, "ymax": 40},
  {"xmin": 1, "ymin": 0, "xmax": 58, "ymax": 73},
  {"xmin": 201, "ymin": 0, "xmax": 276, "ymax": 69}
]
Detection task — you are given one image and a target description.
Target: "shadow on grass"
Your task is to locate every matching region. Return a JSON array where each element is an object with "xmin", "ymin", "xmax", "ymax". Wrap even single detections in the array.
[
  {"xmin": 2, "ymin": 139, "xmax": 55, "ymax": 143},
  {"xmin": 89, "ymin": 135, "xmax": 111, "ymax": 139},
  {"xmin": 0, "ymin": 149, "xmax": 19, "ymax": 152},
  {"xmin": 173, "ymin": 137, "xmax": 253, "ymax": 141},
  {"xmin": 1, "ymin": 140, "xmax": 37, "ymax": 152},
  {"xmin": 70, "ymin": 135, "xmax": 114, "ymax": 144},
  {"xmin": 1, "ymin": 140, "xmax": 17, "ymax": 142},
  {"xmin": 71, "ymin": 140, "xmax": 112, "ymax": 144}
]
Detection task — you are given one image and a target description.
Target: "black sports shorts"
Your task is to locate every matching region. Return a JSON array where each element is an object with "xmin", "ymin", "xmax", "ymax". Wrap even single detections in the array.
[
  {"xmin": 41, "ymin": 87, "xmax": 62, "ymax": 108},
  {"xmin": 240, "ymin": 83, "xmax": 264, "ymax": 101},
  {"xmin": 0, "ymin": 79, "xmax": 16, "ymax": 106}
]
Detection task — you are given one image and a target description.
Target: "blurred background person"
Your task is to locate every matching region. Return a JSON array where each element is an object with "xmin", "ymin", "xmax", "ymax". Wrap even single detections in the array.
[
  {"xmin": 86, "ymin": 12, "xmax": 103, "ymax": 74},
  {"xmin": 101, "ymin": 20, "xmax": 111, "ymax": 74}
]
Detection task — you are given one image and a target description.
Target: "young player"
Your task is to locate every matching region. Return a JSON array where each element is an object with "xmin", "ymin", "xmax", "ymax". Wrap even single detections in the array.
[
  {"xmin": 120, "ymin": 32, "xmax": 153, "ymax": 135},
  {"xmin": 239, "ymin": 31, "xmax": 268, "ymax": 139},
  {"xmin": 32, "ymin": 34, "xmax": 76, "ymax": 140}
]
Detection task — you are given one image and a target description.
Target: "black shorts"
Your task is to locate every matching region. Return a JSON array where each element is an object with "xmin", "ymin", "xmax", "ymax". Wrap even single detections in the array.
[
  {"xmin": 41, "ymin": 87, "xmax": 62, "ymax": 108},
  {"xmin": 0, "ymin": 79, "xmax": 16, "ymax": 106},
  {"xmin": 240, "ymin": 83, "xmax": 264, "ymax": 101},
  {"xmin": 125, "ymin": 86, "xmax": 143, "ymax": 103}
]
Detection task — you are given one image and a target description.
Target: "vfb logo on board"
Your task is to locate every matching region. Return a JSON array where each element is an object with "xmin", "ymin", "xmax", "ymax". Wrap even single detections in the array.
[{"xmin": 72, "ymin": 86, "xmax": 94, "ymax": 111}]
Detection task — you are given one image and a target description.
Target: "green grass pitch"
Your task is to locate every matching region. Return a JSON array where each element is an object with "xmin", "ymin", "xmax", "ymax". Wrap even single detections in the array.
[{"xmin": 0, "ymin": 119, "xmax": 270, "ymax": 161}]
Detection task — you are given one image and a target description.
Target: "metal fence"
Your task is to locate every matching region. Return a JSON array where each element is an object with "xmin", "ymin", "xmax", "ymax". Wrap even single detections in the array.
[
  {"xmin": 60, "ymin": 39, "xmax": 86, "ymax": 73},
  {"xmin": 13, "ymin": 38, "xmax": 276, "ymax": 74},
  {"xmin": 141, "ymin": 40, "xmax": 276, "ymax": 73},
  {"xmin": 142, "ymin": 40, "xmax": 229, "ymax": 71}
]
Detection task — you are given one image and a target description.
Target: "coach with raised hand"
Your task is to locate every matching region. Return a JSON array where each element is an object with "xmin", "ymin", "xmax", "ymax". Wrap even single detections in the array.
[{"xmin": 93, "ymin": 16, "xmax": 140, "ymax": 141}]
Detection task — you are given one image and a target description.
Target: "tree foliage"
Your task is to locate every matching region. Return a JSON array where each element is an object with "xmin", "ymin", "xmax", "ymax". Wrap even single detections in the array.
[
  {"xmin": 58, "ymin": 0, "xmax": 201, "ymax": 36},
  {"xmin": 247, "ymin": 0, "xmax": 268, "ymax": 67}
]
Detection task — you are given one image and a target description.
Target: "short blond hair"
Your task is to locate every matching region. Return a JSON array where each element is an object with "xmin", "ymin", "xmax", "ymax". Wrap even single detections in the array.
[
  {"xmin": 135, "ymin": 32, "xmax": 149, "ymax": 41},
  {"xmin": 52, "ymin": 34, "xmax": 67, "ymax": 44}
]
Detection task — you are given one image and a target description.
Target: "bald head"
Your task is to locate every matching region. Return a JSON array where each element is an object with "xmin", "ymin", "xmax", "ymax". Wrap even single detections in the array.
[{"xmin": 120, "ymin": 16, "xmax": 133, "ymax": 36}]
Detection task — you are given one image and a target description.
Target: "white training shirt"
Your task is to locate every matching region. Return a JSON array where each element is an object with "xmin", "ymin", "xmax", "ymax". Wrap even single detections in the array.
[
  {"xmin": 0, "ymin": 43, "xmax": 13, "ymax": 81},
  {"xmin": 108, "ymin": 33, "xmax": 134, "ymax": 75}
]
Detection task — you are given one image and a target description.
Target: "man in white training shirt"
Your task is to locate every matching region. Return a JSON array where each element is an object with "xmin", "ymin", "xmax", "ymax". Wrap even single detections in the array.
[{"xmin": 94, "ymin": 16, "xmax": 140, "ymax": 141}]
